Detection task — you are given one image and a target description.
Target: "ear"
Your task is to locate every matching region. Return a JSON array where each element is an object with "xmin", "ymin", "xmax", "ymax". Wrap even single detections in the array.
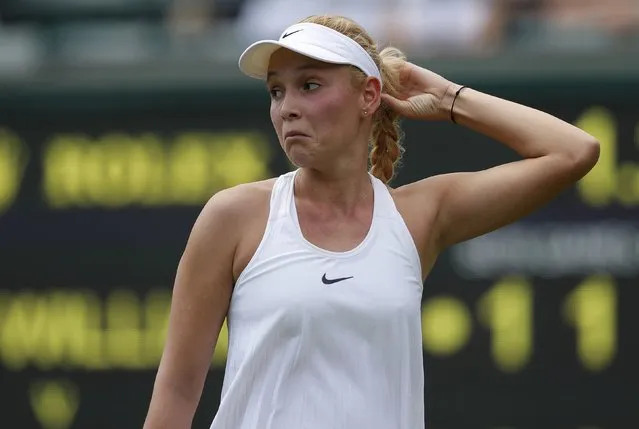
[{"xmin": 360, "ymin": 76, "xmax": 382, "ymax": 115}]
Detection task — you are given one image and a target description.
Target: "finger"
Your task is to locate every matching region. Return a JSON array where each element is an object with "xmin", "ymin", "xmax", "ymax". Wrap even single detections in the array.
[{"xmin": 381, "ymin": 94, "xmax": 413, "ymax": 114}]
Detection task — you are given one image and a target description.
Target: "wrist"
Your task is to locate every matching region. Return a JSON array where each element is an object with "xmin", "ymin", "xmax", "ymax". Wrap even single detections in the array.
[{"xmin": 439, "ymin": 83, "xmax": 465, "ymax": 120}]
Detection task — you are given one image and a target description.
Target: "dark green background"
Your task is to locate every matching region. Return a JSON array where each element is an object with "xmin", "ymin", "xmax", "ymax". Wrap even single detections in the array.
[{"xmin": 1, "ymin": 68, "xmax": 638, "ymax": 428}]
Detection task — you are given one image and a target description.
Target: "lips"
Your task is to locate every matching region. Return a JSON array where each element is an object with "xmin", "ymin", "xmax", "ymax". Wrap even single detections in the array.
[{"xmin": 284, "ymin": 131, "xmax": 308, "ymax": 139}]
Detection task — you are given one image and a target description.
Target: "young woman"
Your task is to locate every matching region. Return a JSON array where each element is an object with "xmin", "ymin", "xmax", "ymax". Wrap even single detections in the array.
[{"xmin": 143, "ymin": 14, "xmax": 599, "ymax": 429}]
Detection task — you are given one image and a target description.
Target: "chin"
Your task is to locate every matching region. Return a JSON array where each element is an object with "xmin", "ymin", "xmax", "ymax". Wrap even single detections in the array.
[{"xmin": 287, "ymin": 147, "xmax": 313, "ymax": 168}]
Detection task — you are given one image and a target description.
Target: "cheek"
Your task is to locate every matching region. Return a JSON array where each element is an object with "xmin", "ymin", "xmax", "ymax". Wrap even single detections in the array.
[
  {"xmin": 314, "ymin": 92, "xmax": 357, "ymax": 128},
  {"xmin": 270, "ymin": 105, "xmax": 283, "ymax": 135}
]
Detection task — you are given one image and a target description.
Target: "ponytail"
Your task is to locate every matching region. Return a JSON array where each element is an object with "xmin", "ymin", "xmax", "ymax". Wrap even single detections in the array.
[{"xmin": 369, "ymin": 47, "xmax": 406, "ymax": 184}]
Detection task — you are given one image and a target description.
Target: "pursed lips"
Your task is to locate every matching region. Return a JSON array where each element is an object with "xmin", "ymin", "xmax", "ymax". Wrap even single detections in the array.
[{"xmin": 284, "ymin": 131, "xmax": 309, "ymax": 139}]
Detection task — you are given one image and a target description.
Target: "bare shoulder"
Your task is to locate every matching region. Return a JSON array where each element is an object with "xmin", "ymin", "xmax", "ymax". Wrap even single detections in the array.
[
  {"xmin": 392, "ymin": 172, "xmax": 469, "ymax": 222},
  {"xmin": 197, "ymin": 178, "xmax": 277, "ymax": 281},
  {"xmin": 185, "ymin": 178, "xmax": 275, "ymax": 253},
  {"xmin": 389, "ymin": 176, "xmax": 453, "ymax": 275},
  {"xmin": 198, "ymin": 178, "xmax": 277, "ymax": 228},
  {"xmin": 391, "ymin": 174, "xmax": 451, "ymax": 223},
  {"xmin": 193, "ymin": 175, "xmax": 276, "ymax": 251}
]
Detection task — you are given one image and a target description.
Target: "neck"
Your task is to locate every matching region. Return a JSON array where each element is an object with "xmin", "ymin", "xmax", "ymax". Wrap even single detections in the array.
[{"xmin": 295, "ymin": 164, "xmax": 372, "ymax": 213}]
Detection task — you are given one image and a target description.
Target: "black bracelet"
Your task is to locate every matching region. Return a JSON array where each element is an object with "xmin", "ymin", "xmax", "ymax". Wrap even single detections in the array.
[{"xmin": 450, "ymin": 85, "xmax": 468, "ymax": 124}]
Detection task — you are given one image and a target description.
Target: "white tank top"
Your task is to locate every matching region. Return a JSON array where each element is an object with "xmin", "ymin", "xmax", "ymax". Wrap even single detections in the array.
[{"xmin": 210, "ymin": 170, "xmax": 425, "ymax": 429}]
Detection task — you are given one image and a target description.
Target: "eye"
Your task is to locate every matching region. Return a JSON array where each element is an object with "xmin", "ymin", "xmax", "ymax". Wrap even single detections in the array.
[
  {"xmin": 268, "ymin": 86, "xmax": 283, "ymax": 99},
  {"xmin": 303, "ymin": 82, "xmax": 320, "ymax": 92}
]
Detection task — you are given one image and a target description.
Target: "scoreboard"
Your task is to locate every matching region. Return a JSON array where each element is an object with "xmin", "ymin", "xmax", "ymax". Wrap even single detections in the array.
[{"xmin": 0, "ymin": 82, "xmax": 638, "ymax": 429}]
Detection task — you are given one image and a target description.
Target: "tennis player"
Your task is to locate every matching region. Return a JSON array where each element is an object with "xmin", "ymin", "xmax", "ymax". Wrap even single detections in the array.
[{"xmin": 143, "ymin": 14, "xmax": 599, "ymax": 429}]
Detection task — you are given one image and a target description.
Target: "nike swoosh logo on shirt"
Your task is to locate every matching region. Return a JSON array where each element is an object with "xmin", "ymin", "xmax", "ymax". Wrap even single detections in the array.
[{"xmin": 322, "ymin": 274, "xmax": 354, "ymax": 285}]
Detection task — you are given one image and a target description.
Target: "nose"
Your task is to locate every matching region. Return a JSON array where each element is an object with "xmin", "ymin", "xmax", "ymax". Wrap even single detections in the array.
[{"xmin": 280, "ymin": 92, "xmax": 301, "ymax": 120}]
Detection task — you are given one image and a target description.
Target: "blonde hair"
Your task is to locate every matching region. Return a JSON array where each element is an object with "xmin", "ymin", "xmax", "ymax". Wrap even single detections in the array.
[{"xmin": 299, "ymin": 15, "xmax": 406, "ymax": 184}]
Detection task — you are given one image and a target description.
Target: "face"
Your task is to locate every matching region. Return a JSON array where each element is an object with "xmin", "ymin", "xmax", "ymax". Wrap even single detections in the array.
[{"xmin": 266, "ymin": 48, "xmax": 378, "ymax": 169}]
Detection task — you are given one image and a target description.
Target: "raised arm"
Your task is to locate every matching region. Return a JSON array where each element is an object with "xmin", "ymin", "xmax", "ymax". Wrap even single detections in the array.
[
  {"xmin": 432, "ymin": 84, "xmax": 599, "ymax": 248},
  {"xmin": 386, "ymin": 63, "xmax": 599, "ymax": 257},
  {"xmin": 143, "ymin": 189, "xmax": 240, "ymax": 429}
]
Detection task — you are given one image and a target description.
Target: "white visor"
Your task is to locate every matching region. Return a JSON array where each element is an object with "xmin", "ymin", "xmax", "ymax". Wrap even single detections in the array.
[{"xmin": 238, "ymin": 22, "xmax": 382, "ymax": 88}]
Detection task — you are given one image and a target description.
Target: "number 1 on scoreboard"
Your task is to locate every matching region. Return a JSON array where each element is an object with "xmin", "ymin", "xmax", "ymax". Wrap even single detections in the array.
[
  {"xmin": 564, "ymin": 275, "xmax": 617, "ymax": 372},
  {"xmin": 478, "ymin": 277, "xmax": 533, "ymax": 373}
]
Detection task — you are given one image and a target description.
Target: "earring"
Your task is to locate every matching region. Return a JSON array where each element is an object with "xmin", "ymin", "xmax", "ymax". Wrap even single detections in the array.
[{"xmin": 363, "ymin": 110, "xmax": 368, "ymax": 116}]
